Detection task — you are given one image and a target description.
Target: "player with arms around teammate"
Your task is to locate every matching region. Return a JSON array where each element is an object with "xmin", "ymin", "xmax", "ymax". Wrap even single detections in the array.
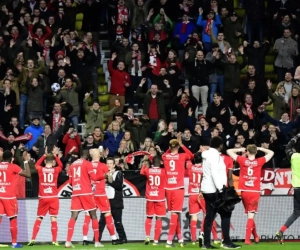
[
  {"xmin": 0, "ymin": 150, "xmax": 31, "ymax": 248},
  {"xmin": 227, "ymin": 144, "xmax": 274, "ymax": 245},
  {"xmin": 65, "ymin": 149, "xmax": 109, "ymax": 248},
  {"xmin": 28, "ymin": 147, "xmax": 63, "ymax": 246},
  {"xmin": 276, "ymin": 134, "xmax": 300, "ymax": 244},
  {"xmin": 140, "ymin": 155, "xmax": 166, "ymax": 246},
  {"xmin": 162, "ymin": 133, "xmax": 193, "ymax": 248}
]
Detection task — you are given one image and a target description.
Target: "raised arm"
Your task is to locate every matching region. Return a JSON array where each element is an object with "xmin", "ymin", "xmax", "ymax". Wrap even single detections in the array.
[
  {"xmin": 226, "ymin": 148, "xmax": 245, "ymax": 161},
  {"xmin": 257, "ymin": 147, "xmax": 274, "ymax": 162}
]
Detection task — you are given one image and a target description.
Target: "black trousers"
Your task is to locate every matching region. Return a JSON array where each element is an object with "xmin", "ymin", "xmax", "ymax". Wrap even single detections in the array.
[
  {"xmin": 203, "ymin": 193, "xmax": 232, "ymax": 246},
  {"xmin": 98, "ymin": 208, "xmax": 127, "ymax": 241},
  {"xmin": 283, "ymin": 188, "xmax": 300, "ymax": 228}
]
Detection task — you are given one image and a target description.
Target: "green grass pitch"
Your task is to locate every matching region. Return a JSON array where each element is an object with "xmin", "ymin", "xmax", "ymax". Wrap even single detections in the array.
[{"xmin": 1, "ymin": 242, "xmax": 300, "ymax": 250}]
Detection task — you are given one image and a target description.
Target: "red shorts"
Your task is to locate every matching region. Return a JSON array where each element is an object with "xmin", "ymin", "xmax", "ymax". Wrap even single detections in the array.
[
  {"xmin": 0, "ymin": 200, "xmax": 5, "ymax": 216},
  {"xmin": 70, "ymin": 195, "xmax": 96, "ymax": 212},
  {"xmin": 146, "ymin": 200, "xmax": 166, "ymax": 217},
  {"xmin": 189, "ymin": 195, "xmax": 206, "ymax": 215},
  {"xmin": 37, "ymin": 197, "xmax": 59, "ymax": 217},
  {"xmin": 94, "ymin": 195, "xmax": 111, "ymax": 213},
  {"xmin": 241, "ymin": 191, "xmax": 260, "ymax": 214},
  {"xmin": 165, "ymin": 189, "xmax": 184, "ymax": 213},
  {"xmin": 0, "ymin": 198, "xmax": 18, "ymax": 218}
]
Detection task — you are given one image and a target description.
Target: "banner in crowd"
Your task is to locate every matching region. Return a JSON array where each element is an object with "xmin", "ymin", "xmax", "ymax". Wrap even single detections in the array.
[
  {"xmin": 1, "ymin": 197, "xmax": 300, "ymax": 243},
  {"xmin": 57, "ymin": 169, "xmax": 293, "ymax": 198}
]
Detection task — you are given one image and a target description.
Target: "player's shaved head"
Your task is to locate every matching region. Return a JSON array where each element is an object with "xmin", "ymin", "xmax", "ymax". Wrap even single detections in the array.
[
  {"xmin": 152, "ymin": 155, "xmax": 161, "ymax": 167},
  {"xmin": 90, "ymin": 148, "xmax": 100, "ymax": 159},
  {"xmin": 2, "ymin": 150, "xmax": 13, "ymax": 162}
]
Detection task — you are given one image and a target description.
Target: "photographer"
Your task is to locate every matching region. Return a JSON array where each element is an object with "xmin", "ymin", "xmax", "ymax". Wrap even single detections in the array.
[{"xmin": 99, "ymin": 158, "xmax": 127, "ymax": 243}]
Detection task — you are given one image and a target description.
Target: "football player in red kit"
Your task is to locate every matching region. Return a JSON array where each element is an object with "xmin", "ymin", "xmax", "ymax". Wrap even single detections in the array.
[
  {"xmin": 28, "ymin": 147, "xmax": 63, "ymax": 246},
  {"xmin": 227, "ymin": 145, "xmax": 274, "ymax": 244},
  {"xmin": 65, "ymin": 150, "xmax": 109, "ymax": 248},
  {"xmin": 0, "ymin": 150, "xmax": 31, "ymax": 248},
  {"xmin": 187, "ymin": 152, "xmax": 219, "ymax": 245},
  {"xmin": 162, "ymin": 133, "xmax": 193, "ymax": 247},
  {"xmin": 140, "ymin": 155, "xmax": 166, "ymax": 246},
  {"xmin": 82, "ymin": 149, "xmax": 121, "ymax": 245}
]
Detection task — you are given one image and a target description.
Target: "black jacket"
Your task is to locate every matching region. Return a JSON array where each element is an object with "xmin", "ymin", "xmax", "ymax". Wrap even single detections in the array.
[
  {"xmin": 108, "ymin": 170, "xmax": 124, "ymax": 209},
  {"xmin": 185, "ymin": 59, "xmax": 212, "ymax": 87}
]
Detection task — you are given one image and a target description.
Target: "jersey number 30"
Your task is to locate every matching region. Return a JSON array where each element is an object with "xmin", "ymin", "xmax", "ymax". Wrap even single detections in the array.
[{"xmin": 149, "ymin": 175, "xmax": 160, "ymax": 186}]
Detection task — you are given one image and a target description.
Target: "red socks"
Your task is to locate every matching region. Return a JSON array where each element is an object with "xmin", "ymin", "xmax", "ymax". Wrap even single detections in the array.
[
  {"xmin": 105, "ymin": 215, "xmax": 116, "ymax": 236},
  {"xmin": 82, "ymin": 215, "xmax": 90, "ymax": 237},
  {"xmin": 212, "ymin": 221, "xmax": 218, "ymax": 240},
  {"xmin": 176, "ymin": 218, "xmax": 183, "ymax": 241},
  {"xmin": 245, "ymin": 218, "xmax": 254, "ymax": 242},
  {"xmin": 31, "ymin": 219, "xmax": 41, "ymax": 240},
  {"xmin": 10, "ymin": 218, "xmax": 18, "ymax": 244},
  {"xmin": 280, "ymin": 225, "xmax": 288, "ymax": 233},
  {"xmin": 190, "ymin": 220, "xmax": 197, "ymax": 242},
  {"xmin": 154, "ymin": 220, "xmax": 162, "ymax": 242},
  {"xmin": 167, "ymin": 214, "xmax": 178, "ymax": 242},
  {"xmin": 66, "ymin": 218, "xmax": 76, "ymax": 242},
  {"xmin": 92, "ymin": 219, "xmax": 99, "ymax": 243},
  {"xmin": 51, "ymin": 221, "xmax": 58, "ymax": 242},
  {"xmin": 145, "ymin": 217, "xmax": 152, "ymax": 237}
]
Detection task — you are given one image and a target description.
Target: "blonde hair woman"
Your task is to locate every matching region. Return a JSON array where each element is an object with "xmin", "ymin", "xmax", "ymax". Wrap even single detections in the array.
[
  {"xmin": 104, "ymin": 120, "xmax": 124, "ymax": 157},
  {"xmin": 265, "ymin": 80, "xmax": 288, "ymax": 120}
]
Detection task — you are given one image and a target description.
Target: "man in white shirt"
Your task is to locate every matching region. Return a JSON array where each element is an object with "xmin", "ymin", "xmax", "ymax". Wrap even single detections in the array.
[{"xmin": 199, "ymin": 137, "xmax": 240, "ymax": 249}]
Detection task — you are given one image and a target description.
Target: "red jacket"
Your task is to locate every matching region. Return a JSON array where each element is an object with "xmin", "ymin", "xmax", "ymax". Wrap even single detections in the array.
[
  {"xmin": 108, "ymin": 60, "xmax": 130, "ymax": 96},
  {"xmin": 28, "ymin": 24, "xmax": 52, "ymax": 47},
  {"xmin": 62, "ymin": 133, "xmax": 81, "ymax": 156}
]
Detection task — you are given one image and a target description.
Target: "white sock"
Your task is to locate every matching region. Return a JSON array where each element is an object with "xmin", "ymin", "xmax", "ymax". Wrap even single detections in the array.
[
  {"xmin": 167, "ymin": 240, "xmax": 172, "ymax": 244},
  {"xmin": 83, "ymin": 236, "xmax": 88, "ymax": 241},
  {"xmin": 111, "ymin": 235, "xmax": 117, "ymax": 240}
]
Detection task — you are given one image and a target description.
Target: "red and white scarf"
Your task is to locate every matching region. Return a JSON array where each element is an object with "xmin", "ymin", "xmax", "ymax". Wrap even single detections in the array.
[
  {"xmin": 131, "ymin": 50, "xmax": 142, "ymax": 77},
  {"xmin": 149, "ymin": 52, "xmax": 157, "ymax": 66},
  {"xmin": 0, "ymin": 131, "xmax": 32, "ymax": 141},
  {"xmin": 126, "ymin": 151, "xmax": 152, "ymax": 165},
  {"xmin": 117, "ymin": 5, "xmax": 129, "ymax": 24},
  {"xmin": 52, "ymin": 111, "xmax": 62, "ymax": 132},
  {"xmin": 245, "ymin": 103, "xmax": 253, "ymax": 120},
  {"xmin": 205, "ymin": 19, "xmax": 212, "ymax": 35}
]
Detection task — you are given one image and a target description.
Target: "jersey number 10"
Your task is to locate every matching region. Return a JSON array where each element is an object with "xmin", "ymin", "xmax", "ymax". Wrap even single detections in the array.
[{"xmin": 43, "ymin": 173, "xmax": 54, "ymax": 183}]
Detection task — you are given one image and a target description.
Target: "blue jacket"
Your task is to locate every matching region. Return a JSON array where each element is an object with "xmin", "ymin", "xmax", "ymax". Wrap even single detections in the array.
[
  {"xmin": 197, "ymin": 14, "xmax": 221, "ymax": 43},
  {"xmin": 173, "ymin": 22, "xmax": 196, "ymax": 45},
  {"xmin": 263, "ymin": 111, "xmax": 300, "ymax": 144},
  {"xmin": 24, "ymin": 124, "xmax": 44, "ymax": 150},
  {"xmin": 104, "ymin": 131, "xmax": 124, "ymax": 157}
]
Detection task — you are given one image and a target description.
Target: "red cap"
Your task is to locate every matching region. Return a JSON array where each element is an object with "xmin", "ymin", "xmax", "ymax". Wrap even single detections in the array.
[
  {"xmin": 55, "ymin": 50, "xmax": 65, "ymax": 59},
  {"xmin": 198, "ymin": 115, "xmax": 206, "ymax": 120}
]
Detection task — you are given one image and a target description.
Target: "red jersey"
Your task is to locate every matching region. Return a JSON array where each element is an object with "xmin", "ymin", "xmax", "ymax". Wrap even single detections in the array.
[
  {"xmin": 140, "ymin": 166, "xmax": 165, "ymax": 201},
  {"xmin": 69, "ymin": 159, "xmax": 105, "ymax": 196},
  {"xmin": 35, "ymin": 156, "xmax": 63, "ymax": 198},
  {"xmin": 0, "ymin": 162, "xmax": 22, "ymax": 198},
  {"xmin": 162, "ymin": 145, "xmax": 193, "ymax": 190},
  {"xmin": 187, "ymin": 163, "xmax": 203, "ymax": 195},
  {"xmin": 91, "ymin": 161, "xmax": 108, "ymax": 196},
  {"xmin": 236, "ymin": 156, "xmax": 266, "ymax": 192},
  {"xmin": 221, "ymin": 154, "xmax": 233, "ymax": 173}
]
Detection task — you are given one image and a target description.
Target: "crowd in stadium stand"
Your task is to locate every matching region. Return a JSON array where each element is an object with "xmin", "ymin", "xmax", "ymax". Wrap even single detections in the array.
[{"xmin": 0, "ymin": 0, "xmax": 300, "ymax": 197}]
